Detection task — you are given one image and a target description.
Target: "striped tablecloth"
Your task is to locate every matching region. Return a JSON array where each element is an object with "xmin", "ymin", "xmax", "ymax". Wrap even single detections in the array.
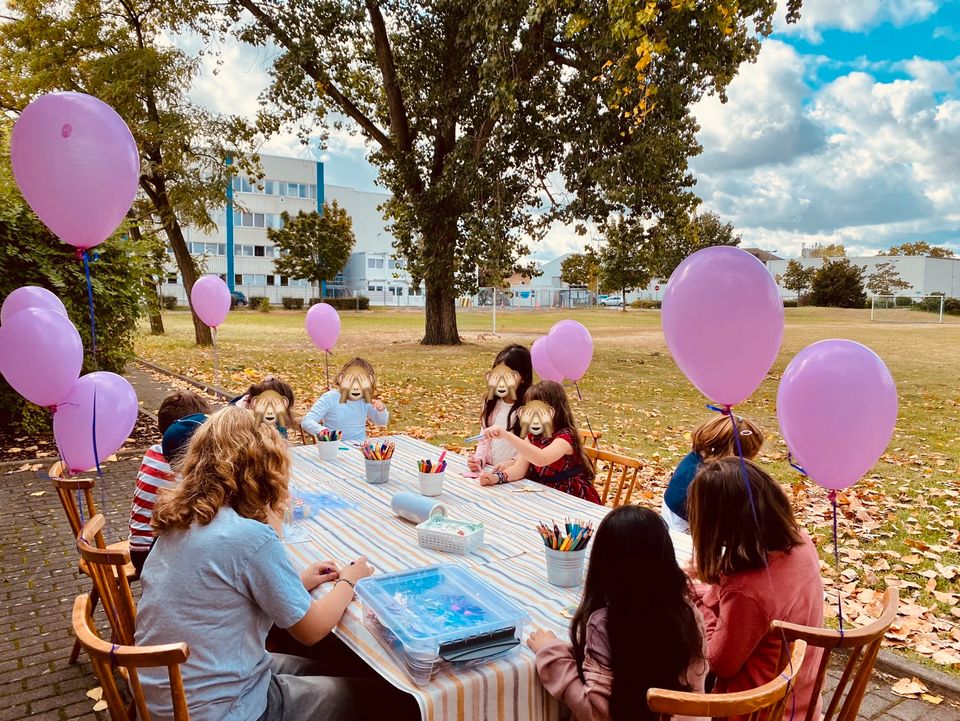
[{"xmin": 283, "ymin": 436, "xmax": 692, "ymax": 721}]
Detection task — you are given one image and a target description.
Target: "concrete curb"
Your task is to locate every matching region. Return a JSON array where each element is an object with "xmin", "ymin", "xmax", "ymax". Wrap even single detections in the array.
[
  {"xmin": 134, "ymin": 357, "xmax": 235, "ymax": 400},
  {"xmin": 873, "ymin": 649, "xmax": 960, "ymax": 700}
]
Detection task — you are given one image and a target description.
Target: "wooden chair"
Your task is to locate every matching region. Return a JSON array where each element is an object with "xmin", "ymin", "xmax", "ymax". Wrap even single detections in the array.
[
  {"xmin": 51, "ymin": 464, "xmax": 137, "ymax": 663},
  {"xmin": 583, "ymin": 446, "xmax": 643, "ymax": 506},
  {"xmin": 299, "ymin": 427, "xmax": 316, "ymax": 445},
  {"xmin": 72, "ymin": 593, "xmax": 190, "ymax": 721},
  {"xmin": 78, "ymin": 514, "xmax": 137, "ymax": 646},
  {"xmin": 578, "ymin": 429, "xmax": 601, "ymax": 448},
  {"xmin": 648, "ymin": 640, "xmax": 807, "ymax": 721},
  {"xmin": 771, "ymin": 587, "xmax": 899, "ymax": 721}
]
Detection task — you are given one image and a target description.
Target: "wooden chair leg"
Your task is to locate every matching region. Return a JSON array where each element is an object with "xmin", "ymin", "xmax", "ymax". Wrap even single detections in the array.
[{"xmin": 70, "ymin": 585, "xmax": 101, "ymax": 664}]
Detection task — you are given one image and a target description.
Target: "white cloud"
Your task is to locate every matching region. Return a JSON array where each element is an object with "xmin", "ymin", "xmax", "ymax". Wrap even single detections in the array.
[
  {"xmin": 774, "ymin": 0, "xmax": 941, "ymax": 43},
  {"xmin": 692, "ymin": 39, "xmax": 960, "ymax": 257}
]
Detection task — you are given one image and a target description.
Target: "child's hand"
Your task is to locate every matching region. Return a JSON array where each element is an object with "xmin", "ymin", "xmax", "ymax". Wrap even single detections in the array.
[
  {"xmin": 301, "ymin": 560, "xmax": 340, "ymax": 591},
  {"xmin": 340, "ymin": 556, "xmax": 375, "ymax": 584},
  {"xmin": 478, "ymin": 470, "xmax": 499, "ymax": 486},
  {"xmin": 493, "ymin": 460, "xmax": 512, "ymax": 472},
  {"xmin": 467, "ymin": 454, "xmax": 482, "ymax": 471},
  {"xmin": 371, "ymin": 399, "xmax": 386, "ymax": 411},
  {"xmin": 526, "ymin": 628, "xmax": 558, "ymax": 653},
  {"xmin": 483, "ymin": 426, "xmax": 503, "ymax": 439}
]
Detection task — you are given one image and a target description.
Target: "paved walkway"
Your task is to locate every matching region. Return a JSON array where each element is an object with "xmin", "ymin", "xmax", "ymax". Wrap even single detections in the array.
[{"xmin": 0, "ymin": 366, "xmax": 955, "ymax": 720}]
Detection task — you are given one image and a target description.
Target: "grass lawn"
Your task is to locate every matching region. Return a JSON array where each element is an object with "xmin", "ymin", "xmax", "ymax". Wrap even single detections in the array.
[{"xmin": 137, "ymin": 305, "xmax": 960, "ymax": 671}]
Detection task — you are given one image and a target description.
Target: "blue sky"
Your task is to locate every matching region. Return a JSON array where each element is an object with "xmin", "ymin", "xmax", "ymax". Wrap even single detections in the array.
[{"xmin": 188, "ymin": 1, "xmax": 960, "ymax": 260}]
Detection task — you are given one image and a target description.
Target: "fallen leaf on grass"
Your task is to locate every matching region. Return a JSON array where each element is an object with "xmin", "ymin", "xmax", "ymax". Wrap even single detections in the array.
[
  {"xmin": 932, "ymin": 650, "xmax": 960, "ymax": 666},
  {"xmin": 891, "ymin": 677, "xmax": 927, "ymax": 698},
  {"xmin": 28, "ymin": 491, "xmax": 45, "ymax": 497},
  {"xmin": 93, "ymin": 700, "xmax": 108, "ymax": 712}
]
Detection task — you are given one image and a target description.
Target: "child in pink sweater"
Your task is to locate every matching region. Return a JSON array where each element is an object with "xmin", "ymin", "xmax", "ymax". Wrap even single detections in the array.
[
  {"xmin": 687, "ymin": 458, "xmax": 825, "ymax": 721},
  {"xmin": 528, "ymin": 506, "xmax": 708, "ymax": 721},
  {"xmin": 468, "ymin": 344, "xmax": 532, "ymax": 471}
]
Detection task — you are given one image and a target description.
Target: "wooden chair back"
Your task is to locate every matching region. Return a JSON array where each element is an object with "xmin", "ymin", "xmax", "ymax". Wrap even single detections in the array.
[
  {"xmin": 648, "ymin": 640, "xmax": 807, "ymax": 721},
  {"xmin": 72, "ymin": 593, "xmax": 190, "ymax": 721},
  {"xmin": 772, "ymin": 587, "xmax": 899, "ymax": 721},
  {"xmin": 578, "ymin": 429, "xmax": 601, "ymax": 448},
  {"xmin": 299, "ymin": 427, "xmax": 316, "ymax": 445},
  {"xmin": 78, "ymin": 514, "xmax": 137, "ymax": 646},
  {"xmin": 583, "ymin": 446, "xmax": 643, "ymax": 506},
  {"xmin": 51, "ymin": 463, "xmax": 100, "ymax": 542}
]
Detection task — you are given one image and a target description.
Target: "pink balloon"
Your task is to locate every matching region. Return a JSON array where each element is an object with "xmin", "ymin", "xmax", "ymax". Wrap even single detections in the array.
[
  {"xmin": 11, "ymin": 92, "xmax": 139, "ymax": 250},
  {"xmin": 0, "ymin": 308, "xmax": 83, "ymax": 407},
  {"xmin": 190, "ymin": 276, "xmax": 231, "ymax": 328},
  {"xmin": 546, "ymin": 320, "xmax": 593, "ymax": 382},
  {"xmin": 54, "ymin": 372, "xmax": 138, "ymax": 473},
  {"xmin": 777, "ymin": 340, "xmax": 897, "ymax": 491},
  {"xmin": 531, "ymin": 337, "xmax": 564, "ymax": 382},
  {"xmin": 662, "ymin": 246, "xmax": 784, "ymax": 406},
  {"xmin": 1, "ymin": 286, "xmax": 67, "ymax": 323},
  {"xmin": 305, "ymin": 302, "xmax": 341, "ymax": 351}
]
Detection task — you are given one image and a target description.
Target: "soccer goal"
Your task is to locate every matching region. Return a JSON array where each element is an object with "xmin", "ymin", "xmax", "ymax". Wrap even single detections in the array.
[{"xmin": 870, "ymin": 295, "xmax": 945, "ymax": 324}]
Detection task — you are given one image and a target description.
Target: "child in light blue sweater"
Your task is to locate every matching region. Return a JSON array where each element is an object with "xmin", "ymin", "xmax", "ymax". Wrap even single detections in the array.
[{"xmin": 302, "ymin": 357, "xmax": 389, "ymax": 441}]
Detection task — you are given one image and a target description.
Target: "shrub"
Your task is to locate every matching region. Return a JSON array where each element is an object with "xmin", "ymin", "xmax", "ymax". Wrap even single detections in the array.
[
  {"xmin": 809, "ymin": 259, "xmax": 867, "ymax": 308},
  {"xmin": 249, "ymin": 296, "xmax": 270, "ymax": 312},
  {"xmin": 282, "ymin": 297, "xmax": 304, "ymax": 310},
  {"xmin": 783, "ymin": 299, "xmax": 797, "ymax": 308},
  {"xmin": 629, "ymin": 299, "xmax": 661, "ymax": 309},
  {"xmin": 162, "ymin": 295, "xmax": 178, "ymax": 310},
  {"xmin": 323, "ymin": 296, "xmax": 370, "ymax": 311},
  {"xmin": 895, "ymin": 296, "xmax": 913, "ymax": 307}
]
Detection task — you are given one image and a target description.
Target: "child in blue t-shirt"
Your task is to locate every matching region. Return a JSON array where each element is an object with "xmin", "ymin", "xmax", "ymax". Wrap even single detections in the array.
[
  {"xmin": 301, "ymin": 358, "xmax": 388, "ymax": 441},
  {"xmin": 661, "ymin": 414, "xmax": 764, "ymax": 533}
]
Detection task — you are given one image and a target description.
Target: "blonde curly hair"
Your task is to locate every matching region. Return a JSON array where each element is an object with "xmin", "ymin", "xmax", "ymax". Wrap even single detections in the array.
[{"xmin": 152, "ymin": 405, "xmax": 291, "ymax": 532}]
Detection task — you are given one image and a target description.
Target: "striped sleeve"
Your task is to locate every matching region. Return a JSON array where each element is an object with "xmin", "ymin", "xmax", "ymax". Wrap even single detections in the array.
[{"xmin": 128, "ymin": 446, "xmax": 176, "ymax": 549}]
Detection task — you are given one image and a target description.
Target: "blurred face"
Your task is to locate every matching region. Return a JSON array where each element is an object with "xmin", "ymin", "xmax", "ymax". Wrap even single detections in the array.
[
  {"xmin": 519, "ymin": 401, "xmax": 555, "ymax": 437},
  {"xmin": 338, "ymin": 365, "xmax": 374, "ymax": 403},
  {"xmin": 486, "ymin": 363, "xmax": 521, "ymax": 402},
  {"xmin": 251, "ymin": 390, "xmax": 289, "ymax": 426}
]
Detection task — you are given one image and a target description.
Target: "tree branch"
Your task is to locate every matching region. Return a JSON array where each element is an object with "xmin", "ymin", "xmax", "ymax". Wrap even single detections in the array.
[{"xmin": 364, "ymin": 0, "xmax": 414, "ymax": 154}]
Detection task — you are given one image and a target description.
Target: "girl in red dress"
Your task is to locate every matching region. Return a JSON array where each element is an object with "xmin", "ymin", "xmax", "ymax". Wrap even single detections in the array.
[{"xmin": 479, "ymin": 381, "xmax": 601, "ymax": 504}]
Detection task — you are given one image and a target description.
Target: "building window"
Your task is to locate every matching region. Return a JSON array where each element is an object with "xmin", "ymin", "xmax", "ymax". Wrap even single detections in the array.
[
  {"xmin": 235, "ymin": 274, "xmax": 243, "ymax": 286},
  {"xmin": 242, "ymin": 245, "xmax": 253, "ymax": 257},
  {"xmin": 254, "ymin": 213, "xmax": 265, "ymax": 228},
  {"xmin": 254, "ymin": 245, "xmax": 265, "ymax": 257},
  {"xmin": 280, "ymin": 276, "xmax": 289, "ymax": 287},
  {"xmin": 166, "ymin": 274, "xmax": 178, "ymax": 284},
  {"xmin": 232, "ymin": 177, "xmax": 254, "ymax": 194},
  {"xmin": 409, "ymin": 287, "xmax": 421, "ymax": 296},
  {"xmin": 267, "ymin": 275, "xmax": 275, "ymax": 286},
  {"xmin": 390, "ymin": 287, "xmax": 403, "ymax": 296},
  {"xmin": 190, "ymin": 242, "xmax": 204, "ymax": 254},
  {"xmin": 264, "ymin": 246, "xmax": 276, "ymax": 258},
  {"xmin": 251, "ymin": 274, "xmax": 267, "ymax": 285},
  {"xmin": 367, "ymin": 257, "xmax": 384, "ymax": 270}
]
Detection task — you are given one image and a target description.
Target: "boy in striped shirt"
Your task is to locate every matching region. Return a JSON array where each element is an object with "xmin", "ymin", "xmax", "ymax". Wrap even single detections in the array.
[{"xmin": 128, "ymin": 391, "xmax": 211, "ymax": 575}]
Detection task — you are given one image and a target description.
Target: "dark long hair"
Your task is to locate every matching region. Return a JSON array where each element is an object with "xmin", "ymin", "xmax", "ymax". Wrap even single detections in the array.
[
  {"xmin": 524, "ymin": 381, "xmax": 594, "ymax": 481},
  {"xmin": 688, "ymin": 458, "xmax": 804, "ymax": 585},
  {"xmin": 480, "ymin": 344, "xmax": 532, "ymax": 434},
  {"xmin": 571, "ymin": 507, "xmax": 702, "ymax": 721}
]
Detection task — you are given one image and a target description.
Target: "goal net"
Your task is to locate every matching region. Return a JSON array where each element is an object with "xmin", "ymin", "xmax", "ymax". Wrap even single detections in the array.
[{"xmin": 870, "ymin": 295, "xmax": 945, "ymax": 323}]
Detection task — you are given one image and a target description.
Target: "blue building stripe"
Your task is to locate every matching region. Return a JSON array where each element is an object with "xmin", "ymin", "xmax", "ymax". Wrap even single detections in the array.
[{"xmin": 226, "ymin": 155, "xmax": 235, "ymax": 292}]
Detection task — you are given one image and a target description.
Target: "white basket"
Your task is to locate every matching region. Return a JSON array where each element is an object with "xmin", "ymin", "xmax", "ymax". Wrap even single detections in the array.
[{"xmin": 416, "ymin": 516, "xmax": 484, "ymax": 554}]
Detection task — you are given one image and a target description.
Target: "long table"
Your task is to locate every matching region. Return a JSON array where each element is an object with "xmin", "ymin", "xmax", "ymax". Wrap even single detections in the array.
[{"xmin": 283, "ymin": 436, "xmax": 692, "ymax": 721}]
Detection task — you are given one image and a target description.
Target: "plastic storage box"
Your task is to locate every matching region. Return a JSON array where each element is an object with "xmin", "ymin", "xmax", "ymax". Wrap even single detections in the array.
[{"xmin": 356, "ymin": 564, "xmax": 527, "ymax": 685}]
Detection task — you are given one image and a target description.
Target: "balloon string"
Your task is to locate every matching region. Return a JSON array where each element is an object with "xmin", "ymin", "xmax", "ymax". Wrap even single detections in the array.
[
  {"xmin": 325, "ymin": 350, "xmax": 331, "ymax": 390},
  {"xmin": 82, "ymin": 250, "xmax": 98, "ymax": 370},
  {"xmin": 212, "ymin": 327, "xmax": 218, "ymax": 389},
  {"xmin": 830, "ymin": 490, "xmax": 845, "ymax": 637},
  {"xmin": 573, "ymin": 382, "xmax": 599, "ymax": 450}
]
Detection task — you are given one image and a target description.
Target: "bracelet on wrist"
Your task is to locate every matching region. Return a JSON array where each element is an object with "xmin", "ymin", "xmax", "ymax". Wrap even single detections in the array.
[
  {"xmin": 336, "ymin": 577, "xmax": 355, "ymax": 590},
  {"xmin": 495, "ymin": 470, "xmax": 508, "ymax": 485}
]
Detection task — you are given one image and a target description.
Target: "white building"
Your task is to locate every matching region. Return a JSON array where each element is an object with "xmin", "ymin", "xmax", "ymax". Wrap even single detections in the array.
[
  {"xmin": 164, "ymin": 153, "xmax": 418, "ymax": 306},
  {"xmin": 765, "ymin": 254, "xmax": 960, "ymax": 298}
]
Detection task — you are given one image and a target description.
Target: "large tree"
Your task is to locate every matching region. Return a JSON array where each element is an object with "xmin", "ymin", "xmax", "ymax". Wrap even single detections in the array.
[
  {"xmin": 182, "ymin": 0, "xmax": 800, "ymax": 344},
  {"xmin": 810, "ymin": 258, "xmax": 866, "ymax": 308},
  {"xmin": 866, "ymin": 261, "xmax": 911, "ymax": 297},
  {"xmin": 808, "ymin": 243, "xmax": 846, "ymax": 258},
  {"xmin": 560, "ymin": 248, "xmax": 600, "ymax": 291},
  {"xmin": 781, "ymin": 258, "xmax": 815, "ymax": 304},
  {"xmin": 0, "ymin": 0, "xmax": 256, "ymax": 345},
  {"xmin": 651, "ymin": 211, "xmax": 741, "ymax": 279},
  {"xmin": 598, "ymin": 218, "xmax": 652, "ymax": 311},
  {"xmin": 879, "ymin": 241, "xmax": 955, "ymax": 259},
  {"xmin": 269, "ymin": 202, "xmax": 357, "ymax": 289}
]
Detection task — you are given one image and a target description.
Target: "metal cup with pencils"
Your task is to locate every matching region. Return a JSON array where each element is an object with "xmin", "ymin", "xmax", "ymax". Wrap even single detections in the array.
[
  {"xmin": 361, "ymin": 440, "xmax": 395, "ymax": 484},
  {"xmin": 417, "ymin": 450, "xmax": 447, "ymax": 496},
  {"xmin": 537, "ymin": 519, "xmax": 593, "ymax": 587}
]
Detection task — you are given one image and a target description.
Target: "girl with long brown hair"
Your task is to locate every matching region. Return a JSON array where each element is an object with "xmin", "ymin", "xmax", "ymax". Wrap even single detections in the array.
[
  {"xmin": 687, "ymin": 458, "xmax": 824, "ymax": 721},
  {"xmin": 135, "ymin": 406, "xmax": 415, "ymax": 721},
  {"xmin": 479, "ymin": 381, "xmax": 601, "ymax": 504}
]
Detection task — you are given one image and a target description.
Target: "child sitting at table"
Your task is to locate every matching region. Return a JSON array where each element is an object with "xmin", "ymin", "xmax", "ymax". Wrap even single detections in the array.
[
  {"xmin": 479, "ymin": 381, "xmax": 601, "ymax": 504},
  {"xmin": 468, "ymin": 344, "xmax": 533, "ymax": 472},
  {"xmin": 128, "ymin": 390, "xmax": 211, "ymax": 576},
  {"xmin": 661, "ymin": 413, "xmax": 763, "ymax": 534},
  {"xmin": 301, "ymin": 358, "xmax": 388, "ymax": 442},
  {"xmin": 687, "ymin": 458, "xmax": 824, "ymax": 721},
  {"xmin": 136, "ymin": 406, "xmax": 418, "ymax": 721},
  {"xmin": 527, "ymin": 505, "xmax": 708, "ymax": 721},
  {"xmin": 232, "ymin": 376, "xmax": 298, "ymax": 440}
]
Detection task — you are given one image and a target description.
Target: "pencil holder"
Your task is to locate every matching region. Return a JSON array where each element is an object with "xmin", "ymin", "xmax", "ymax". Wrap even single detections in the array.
[
  {"xmin": 418, "ymin": 470, "xmax": 445, "ymax": 496},
  {"xmin": 364, "ymin": 459, "xmax": 392, "ymax": 484},
  {"xmin": 316, "ymin": 440, "xmax": 339, "ymax": 461},
  {"xmin": 544, "ymin": 548, "xmax": 586, "ymax": 587}
]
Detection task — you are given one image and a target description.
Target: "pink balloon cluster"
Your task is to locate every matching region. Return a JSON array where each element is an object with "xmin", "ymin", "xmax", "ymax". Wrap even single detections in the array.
[
  {"xmin": 532, "ymin": 320, "xmax": 594, "ymax": 383},
  {"xmin": 0, "ymin": 287, "xmax": 139, "ymax": 473}
]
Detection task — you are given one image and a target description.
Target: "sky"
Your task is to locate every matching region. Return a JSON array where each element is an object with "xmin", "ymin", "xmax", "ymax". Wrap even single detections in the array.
[{"xmin": 187, "ymin": 1, "xmax": 960, "ymax": 260}]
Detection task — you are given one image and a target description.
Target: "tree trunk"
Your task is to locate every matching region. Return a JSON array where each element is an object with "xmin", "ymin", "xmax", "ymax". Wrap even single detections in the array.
[
  {"xmin": 422, "ymin": 281, "xmax": 459, "ymax": 344},
  {"xmin": 128, "ymin": 223, "xmax": 165, "ymax": 335},
  {"xmin": 621, "ymin": 286, "xmax": 627, "ymax": 312}
]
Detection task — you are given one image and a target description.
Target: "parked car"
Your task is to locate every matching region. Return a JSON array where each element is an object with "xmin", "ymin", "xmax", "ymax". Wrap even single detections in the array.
[
  {"xmin": 230, "ymin": 290, "xmax": 248, "ymax": 308},
  {"xmin": 599, "ymin": 295, "xmax": 624, "ymax": 307}
]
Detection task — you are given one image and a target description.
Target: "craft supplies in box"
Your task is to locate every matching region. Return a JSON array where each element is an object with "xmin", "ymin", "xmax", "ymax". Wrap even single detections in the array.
[
  {"xmin": 356, "ymin": 564, "xmax": 526, "ymax": 686},
  {"xmin": 391, "ymin": 492, "xmax": 446, "ymax": 524},
  {"xmin": 417, "ymin": 515, "xmax": 484, "ymax": 554}
]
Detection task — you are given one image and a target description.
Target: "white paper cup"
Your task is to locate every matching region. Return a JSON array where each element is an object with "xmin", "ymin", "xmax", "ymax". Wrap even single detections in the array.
[
  {"xmin": 418, "ymin": 471, "xmax": 445, "ymax": 496},
  {"xmin": 364, "ymin": 459, "xmax": 392, "ymax": 484},
  {"xmin": 316, "ymin": 440, "xmax": 339, "ymax": 461},
  {"xmin": 544, "ymin": 547, "xmax": 586, "ymax": 587}
]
